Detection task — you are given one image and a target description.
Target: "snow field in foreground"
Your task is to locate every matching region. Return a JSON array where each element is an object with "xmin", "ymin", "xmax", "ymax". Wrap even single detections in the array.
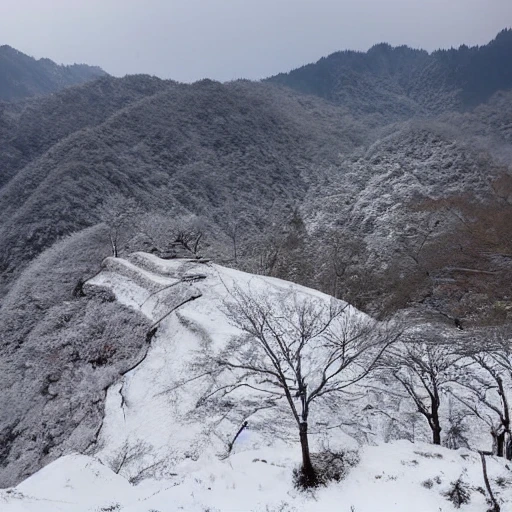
[{"xmin": 2, "ymin": 441, "xmax": 512, "ymax": 511}]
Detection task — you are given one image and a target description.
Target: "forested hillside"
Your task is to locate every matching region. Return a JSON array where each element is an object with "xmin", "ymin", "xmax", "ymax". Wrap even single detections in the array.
[
  {"xmin": 0, "ymin": 45, "xmax": 107, "ymax": 102},
  {"xmin": 0, "ymin": 75, "xmax": 169, "ymax": 188},
  {"xmin": 0, "ymin": 77, "xmax": 369, "ymax": 297}
]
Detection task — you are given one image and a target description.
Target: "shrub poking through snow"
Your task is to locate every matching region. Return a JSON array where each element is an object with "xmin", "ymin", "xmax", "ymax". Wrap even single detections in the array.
[
  {"xmin": 443, "ymin": 477, "xmax": 471, "ymax": 508},
  {"xmin": 422, "ymin": 478, "xmax": 434, "ymax": 489},
  {"xmin": 264, "ymin": 503, "xmax": 298, "ymax": 512},
  {"xmin": 414, "ymin": 450, "xmax": 443, "ymax": 459},
  {"xmin": 293, "ymin": 449, "xmax": 360, "ymax": 488}
]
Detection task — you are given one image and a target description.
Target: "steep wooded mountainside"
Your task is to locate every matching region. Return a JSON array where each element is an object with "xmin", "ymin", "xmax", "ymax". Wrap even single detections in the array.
[
  {"xmin": 0, "ymin": 76, "xmax": 369, "ymax": 296},
  {"xmin": 267, "ymin": 29, "xmax": 512, "ymax": 119},
  {"xmin": 302, "ymin": 113, "xmax": 512, "ymax": 319},
  {"xmin": 0, "ymin": 227, "xmax": 151, "ymax": 487},
  {"xmin": 0, "ymin": 45, "xmax": 107, "ymax": 102},
  {"xmin": 0, "ymin": 75, "xmax": 170, "ymax": 188}
]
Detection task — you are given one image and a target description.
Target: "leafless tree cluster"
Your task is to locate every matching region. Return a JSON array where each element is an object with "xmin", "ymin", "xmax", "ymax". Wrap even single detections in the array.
[
  {"xmin": 452, "ymin": 328, "xmax": 512, "ymax": 459},
  {"xmin": 135, "ymin": 213, "xmax": 207, "ymax": 259},
  {"xmin": 99, "ymin": 194, "xmax": 140, "ymax": 258},
  {"xmin": 192, "ymin": 280, "xmax": 512, "ymax": 489},
  {"xmin": 385, "ymin": 331, "xmax": 464, "ymax": 445},
  {"xmin": 380, "ymin": 323, "xmax": 512, "ymax": 463}
]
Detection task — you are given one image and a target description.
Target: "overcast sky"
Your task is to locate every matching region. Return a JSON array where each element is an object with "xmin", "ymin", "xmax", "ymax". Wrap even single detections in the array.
[{"xmin": 1, "ymin": 0, "xmax": 511, "ymax": 82}]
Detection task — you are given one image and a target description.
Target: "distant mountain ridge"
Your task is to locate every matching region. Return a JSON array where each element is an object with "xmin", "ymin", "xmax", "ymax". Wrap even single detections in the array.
[
  {"xmin": 267, "ymin": 29, "xmax": 512, "ymax": 119},
  {"xmin": 0, "ymin": 45, "xmax": 107, "ymax": 101}
]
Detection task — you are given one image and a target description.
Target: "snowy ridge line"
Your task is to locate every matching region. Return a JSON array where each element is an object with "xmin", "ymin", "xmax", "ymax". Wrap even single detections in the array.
[
  {"xmin": 127, "ymin": 251, "xmax": 209, "ymax": 278},
  {"xmin": 100, "ymin": 256, "xmax": 179, "ymax": 292},
  {"xmin": 85, "ymin": 255, "xmax": 206, "ymax": 321},
  {"xmin": 139, "ymin": 273, "xmax": 206, "ymax": 308}
]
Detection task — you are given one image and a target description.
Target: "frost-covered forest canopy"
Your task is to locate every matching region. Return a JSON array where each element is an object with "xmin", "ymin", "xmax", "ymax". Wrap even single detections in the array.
[{"xmin": 1, "ymin": 28, "xmax": 512, "ymax": 511}]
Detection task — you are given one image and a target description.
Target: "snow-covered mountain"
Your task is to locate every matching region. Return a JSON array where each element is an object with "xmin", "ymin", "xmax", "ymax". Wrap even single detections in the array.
[{"xmin": 2, "ymin": 254, "xmax": 511, "ymax": 511}]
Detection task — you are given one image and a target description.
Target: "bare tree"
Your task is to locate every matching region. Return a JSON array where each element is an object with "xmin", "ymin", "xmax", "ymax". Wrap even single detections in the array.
[
  {"xmin": 134, "ymin": 212, "xmax": 175, "ymax": 256},
  {"xmin": 227, "ymin": 218, "xmax": 239, "ymax": 264},
  {"xmin": 98, "ymin": 194, "xmax": 139, "ymax": 257},
  {"xmin": 244, "ymin": 206, "xmax": 312, "ymax": 286},
  {"xmin": 225, "ymin": 197, "xmax": 243, "ymax": 265},
  {"xmin": 198, "ymin": 286, "xmax": 400, "ymax": 487},
  {"xmin": 322, "ymin": 229, "xmax": 365, "ymax": 300},
  {"xmin": 248, "ymin": 233, "xmax": 282, "ymax": 275},
  {"xmin": 174, "ymin": 224, "xmax": 203, "ymax": 257},
  {"xmin": 387, "ymin": 332, "xmax": 463, "ymax": 445},
  {"xmin": 135, "ymin": 213, "xmax": 205, "ymax": 259},
  {"xmin": 453, "ymin": 352, "xmax": 511, "ymax": 458}
]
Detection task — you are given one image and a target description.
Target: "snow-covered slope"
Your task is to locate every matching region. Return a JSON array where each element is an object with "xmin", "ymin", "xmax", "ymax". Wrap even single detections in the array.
[
  {"xmin": 3, "ymin": 441, "xmax": 512, "ymax": 511},
  {"xmin": 87, "ymin": 253, "xmax": 362, "ymax": 480},
  {"xmin": 2, "ymin": 254, "xmax": 512, "ymax": 511}
]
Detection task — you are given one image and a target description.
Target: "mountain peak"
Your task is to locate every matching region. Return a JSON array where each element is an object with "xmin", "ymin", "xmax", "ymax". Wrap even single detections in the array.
[
  {"xmin": 266, "ymin": 28, "xmax": 512, "ymax": 115},
  {"xmin": 491, "ymin": 27, "xmax": 512, "ymax": 45},
  {"xmin": 0, "ymin": 45, "xmax": 107, "ymax": 101}
]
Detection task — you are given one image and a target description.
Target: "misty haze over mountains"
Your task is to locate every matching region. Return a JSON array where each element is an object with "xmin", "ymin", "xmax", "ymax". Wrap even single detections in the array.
[{"xmin": 1, "ymin": 28, "xmax": 512, "ymax": 507}]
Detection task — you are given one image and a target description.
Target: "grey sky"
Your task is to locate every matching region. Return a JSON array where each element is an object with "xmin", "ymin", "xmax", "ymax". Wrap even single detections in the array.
[{"xmin": 1, "ymin": 0, "xmax": 511, "ymax": 82}]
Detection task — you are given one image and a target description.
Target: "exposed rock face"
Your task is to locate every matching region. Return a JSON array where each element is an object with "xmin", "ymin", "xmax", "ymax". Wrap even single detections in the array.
[{"xmin": 0, "ymin": 295, "xmax": 150, "ymax": 488}]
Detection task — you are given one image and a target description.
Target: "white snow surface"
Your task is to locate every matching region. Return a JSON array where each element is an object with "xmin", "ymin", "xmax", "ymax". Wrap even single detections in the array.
[
  {"xmin": 3, "ymin": 442, "xmax": 512, "ymax": 512},
  {"xmin": 3, "ymin": 254, "xmax": 512, "ymax": 511}
]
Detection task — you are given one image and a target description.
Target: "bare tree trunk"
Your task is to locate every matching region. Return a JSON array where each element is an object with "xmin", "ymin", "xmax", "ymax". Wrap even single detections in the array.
[
  {"xmin": 432, "ymin": 425, "xmax": 441, "ymax": 445},
  {"xmin": 497, "ymin": 375, "xmax": 510, "ymax": 459},
  {"xmin": 299, "ymin": 422, "xmax": 317, "ymax": 487},
  {"xmin": 493, "ymin": 431, "xmax": 512, "ymax": 459},
  {"xmin": 424, "ymin": 411, "xmax": 441, "ymax": 445},
  {"xmin": 480, "ymin": 451, "xmax": 500, "ymax": 512},
  {"xmin": 431, "ymin": 392, "xmax": 441, "ymax": 445},
  {"xmin": 228, "ymin": 421, "xmax": 248, "ymax": 454},
  {"xmin": 110, "ymin": 234, "xmax": 118, "ymax": 257},
  {"xmin": 496, "ymin": 432, "xmax": 505, "ymax": 457},
  {"xmin": 233, "ymin": 238, "xmax": 238, "ymax": 264},
  {"xmin": 492, "ymin": 431, "xmax": 498, "ymax": 456},
  {"xmin": 506, "ymin": 434, "xmax": 512, "ymax": 461}
]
